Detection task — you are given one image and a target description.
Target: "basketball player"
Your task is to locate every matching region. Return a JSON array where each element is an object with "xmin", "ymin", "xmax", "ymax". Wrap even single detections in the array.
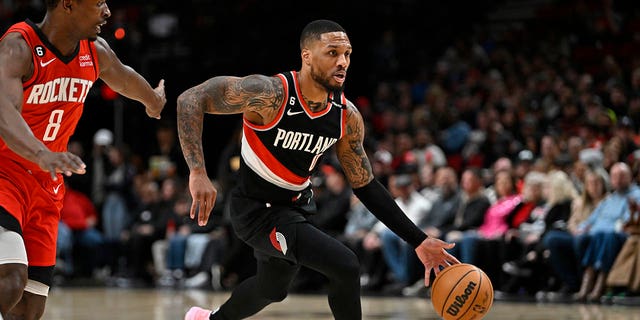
[
  {"xmin": 179, "ymin": 20, "xmax": 459, "ymax": 320},
  {"xmin": 0, "ymin": 1, "xmax": 166, "ymax": 318}
]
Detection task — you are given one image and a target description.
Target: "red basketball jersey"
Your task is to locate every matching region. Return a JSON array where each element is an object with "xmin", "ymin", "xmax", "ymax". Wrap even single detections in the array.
[{"xmin": 0, "ymin": 20, "xmax": 99, "ymax": 173}]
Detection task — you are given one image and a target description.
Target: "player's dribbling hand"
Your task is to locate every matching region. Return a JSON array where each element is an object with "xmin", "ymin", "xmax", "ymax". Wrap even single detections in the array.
[
  {"xmin": 36, "ymin": 149, "xmax": 87, "ymax": 181},
  {"xmin": 145, "ymin": 79, "xmax": 166, "ymax": 119},
  {"xmin": 188, "ymin": 170, "xmax": 217, "ymax": 226},
  {"xmin": 414, "ymin": 237, "xmax": 461, "ymax": 286}
]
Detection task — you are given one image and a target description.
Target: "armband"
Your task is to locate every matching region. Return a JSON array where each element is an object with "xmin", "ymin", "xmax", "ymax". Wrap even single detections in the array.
[{"xmin": 353, "ymin": 179, "xmax": 427, "ymax": 248}]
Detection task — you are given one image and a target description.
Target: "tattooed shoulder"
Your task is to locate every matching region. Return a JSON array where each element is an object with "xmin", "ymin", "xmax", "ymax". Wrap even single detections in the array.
[
  {"xmin": 194, "ymin": 75, "xmax": 285, "ymax": 114},
  {"xmin": 239, "ymin": 75, "xmax": 285, "ymax": 112},
  {"xmin": 343, "ymin": 100, "xmax": 365, "ymax": 139}
]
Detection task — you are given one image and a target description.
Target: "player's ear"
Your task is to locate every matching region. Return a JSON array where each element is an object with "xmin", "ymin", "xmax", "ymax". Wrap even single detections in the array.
[
  {"xmin": 301, "ymin": 48, "xmax": 311, "ymax": 66},
  {"xmin": 61, "ymin": 0, "xmax": 73, "ymax": 13}
]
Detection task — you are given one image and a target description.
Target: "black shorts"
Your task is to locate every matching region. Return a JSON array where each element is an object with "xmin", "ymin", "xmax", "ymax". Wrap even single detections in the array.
[{"xmin": 229, "ymin": 188, "xmax": 309, "ymax": 264}]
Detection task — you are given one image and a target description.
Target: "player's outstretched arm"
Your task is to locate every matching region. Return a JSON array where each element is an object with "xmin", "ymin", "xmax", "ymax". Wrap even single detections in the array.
[
  {"xmin": 335, "ymin": 100, "xmax": 459, "ymax": 285},
  {"xmin": 176, "ymin": 75, "xmax": 284, "ymax": 226},
  {"xmin": 94, "ymin": 37, "xmax": 166, "ymax": 119},
  {"xmin": 335, "ymin": 101, "xmax": 425, "ymax": 244},
  {"xmin": 0, "ymin": 33, "xmax": 85, "ymax": 180}
]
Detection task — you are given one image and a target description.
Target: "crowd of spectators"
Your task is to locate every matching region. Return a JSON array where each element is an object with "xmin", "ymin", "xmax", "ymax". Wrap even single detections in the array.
[{"xmin": 2, "ymin": 0, "xmax": 640, "ymax": 305}]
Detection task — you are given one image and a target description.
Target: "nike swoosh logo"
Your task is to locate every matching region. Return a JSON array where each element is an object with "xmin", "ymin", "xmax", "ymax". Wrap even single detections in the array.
[
  {"xmin": 331, "ymin": 101, "xmax": 342, "ymax": 108},
  {"xmin": 40, "ymin": 58, "xmax": 56, "ymax": 67},
  {"xmin": 286, "ymin": 109, "xmax": 304, "ymax": 116},
  {"xmin": 53, "ymin": 183, "xmax": 62, "ymax": 194}
]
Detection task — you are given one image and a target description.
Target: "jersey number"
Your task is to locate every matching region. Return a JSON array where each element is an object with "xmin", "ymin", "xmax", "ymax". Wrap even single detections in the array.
[
  {"xmin": 35, "ymin": 46, "xmax": 45, "ymax": 57},
  {"xmin": 309, "ymin": 153, "xmax": 322, "ymax": 172},
  {"xmin": 43, "ymin": 110, "xmax": 64, "ymax": 141}
]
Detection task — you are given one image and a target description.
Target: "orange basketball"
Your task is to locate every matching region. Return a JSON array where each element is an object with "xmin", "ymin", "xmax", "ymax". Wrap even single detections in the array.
[{"xmin": 430, "ymin": 263, "xmax": 494, "ymax": 320}]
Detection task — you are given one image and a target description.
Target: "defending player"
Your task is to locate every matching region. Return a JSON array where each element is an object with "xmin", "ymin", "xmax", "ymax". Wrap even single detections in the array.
[{"xmin": 0, "ymin": 1, "xmax": 165, "ymax": 318}]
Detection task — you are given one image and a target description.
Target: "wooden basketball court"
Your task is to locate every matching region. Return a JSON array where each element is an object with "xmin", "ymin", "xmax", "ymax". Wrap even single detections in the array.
[{"xmin": 43, "ymin": 287, "xmax": 640, "ymax": 319}]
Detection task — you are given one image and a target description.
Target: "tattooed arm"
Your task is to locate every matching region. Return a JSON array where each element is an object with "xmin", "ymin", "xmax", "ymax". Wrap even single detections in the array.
[
  {"xmin": 176, "ymin": 74, "xmax": 284, "ymax": 225},
  {"xmin": 336, "ymin": 100, "xmax": 424, "ymax": 240},
  {"xmin": 335, "ymin": 100, "xmax": 373, "ymax": 188},
  {"xmin": 337, "ymin": 99, "xmax": 459, "ymax": 284}
]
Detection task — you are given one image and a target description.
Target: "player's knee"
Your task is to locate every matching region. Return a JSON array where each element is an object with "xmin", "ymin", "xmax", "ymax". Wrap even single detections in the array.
[
  {"xmin": 260, "ymin": 286, "xmax": 289, "ymax": 303},
  {"xmin": 0, "ymin": 264, "xmax": 27, "ymax": 312},
  {"xmin": 335, "ymin": 250, "xmax": 360, "ymax": 281},
  {"xmin": 0, "ymin": 264, "xmax": 28, "ymax": 291}
]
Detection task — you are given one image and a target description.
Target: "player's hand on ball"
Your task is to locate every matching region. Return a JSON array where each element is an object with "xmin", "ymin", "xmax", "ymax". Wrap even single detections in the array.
[{"xmin": 415, "ymin": 237, "xmax": 460, "ymax": 286}]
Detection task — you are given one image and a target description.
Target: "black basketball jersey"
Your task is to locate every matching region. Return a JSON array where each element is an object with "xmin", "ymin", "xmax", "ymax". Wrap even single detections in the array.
[{"xmin": 240, "ymin": 71, "xmax": 347, "ymax": 201}]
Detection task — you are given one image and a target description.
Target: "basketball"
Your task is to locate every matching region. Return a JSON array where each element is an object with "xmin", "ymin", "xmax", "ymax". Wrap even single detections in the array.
[{"xmin": 430, "ymin": 263, "xmax": 494, "ymax": 320}]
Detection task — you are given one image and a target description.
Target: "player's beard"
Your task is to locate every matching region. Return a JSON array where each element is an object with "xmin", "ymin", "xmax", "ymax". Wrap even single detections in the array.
[{"xmin": 310, "ymin": 67, "xmax": 343, "ymax": 92}]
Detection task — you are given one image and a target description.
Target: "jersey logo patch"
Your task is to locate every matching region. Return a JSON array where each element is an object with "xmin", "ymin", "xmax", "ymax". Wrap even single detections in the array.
[
  {"xmin": 286, "ymin": 109, "xmax": 304, "ymax": 116},
  {"xmin": 39, "ymin": 58, "xmax": 56, "ymax": 67},
  {"xmin": 53, "ymin": 183, "xmax": 63, "ymax": 195},
  {"xmin": 269, "ymin": 227, "xmax": 288, "ymax": 255}
]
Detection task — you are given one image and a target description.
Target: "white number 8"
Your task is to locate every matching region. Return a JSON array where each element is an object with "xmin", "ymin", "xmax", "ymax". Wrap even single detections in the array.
[{"xmin": 43, "ymin": 110, "xmax": 64, "ymax": 141}]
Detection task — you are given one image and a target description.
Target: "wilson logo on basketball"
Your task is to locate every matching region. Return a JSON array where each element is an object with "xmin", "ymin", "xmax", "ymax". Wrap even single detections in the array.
[{"xmin": 446, "ymin": 281, "xmax": 477, "ymax": 316}]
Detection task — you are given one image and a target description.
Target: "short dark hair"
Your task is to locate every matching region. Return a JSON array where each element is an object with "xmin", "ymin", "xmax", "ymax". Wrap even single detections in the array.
[{"xmin": 300, "ymin": 19, "xmax": 346, "ymax": 50}]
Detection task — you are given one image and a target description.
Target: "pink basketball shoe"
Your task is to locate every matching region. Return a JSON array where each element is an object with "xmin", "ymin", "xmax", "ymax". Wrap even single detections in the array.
[{"xmin": 184, "ymin": 306, "xmax": 213, "ymax": 320}]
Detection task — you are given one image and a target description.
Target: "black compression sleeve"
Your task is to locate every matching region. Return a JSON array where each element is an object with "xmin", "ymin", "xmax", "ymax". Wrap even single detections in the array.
[{"xmin": 352, "ymin": 179, "xmax": 427, "ymax": 248}]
